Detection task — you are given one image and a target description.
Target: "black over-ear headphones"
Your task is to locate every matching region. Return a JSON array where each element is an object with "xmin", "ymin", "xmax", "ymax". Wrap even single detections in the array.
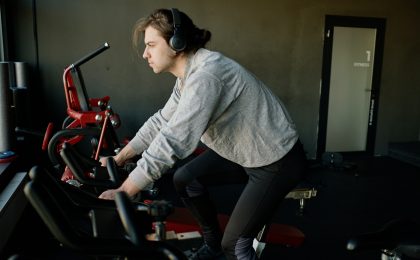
[{"xmin": 169, "ymin": 8, "xmax": 186, "ymax": 52}]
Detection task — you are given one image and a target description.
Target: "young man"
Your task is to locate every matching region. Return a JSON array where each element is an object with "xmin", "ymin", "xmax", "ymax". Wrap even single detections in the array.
[{"xmin": 99, "ymin": 8, "xmax": 307, "ymax": 260}]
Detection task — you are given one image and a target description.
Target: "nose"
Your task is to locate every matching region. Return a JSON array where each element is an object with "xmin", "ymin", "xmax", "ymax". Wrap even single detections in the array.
[{"xmin": 142, "ymin": 46, "xmax": 149, "ymax": 60}]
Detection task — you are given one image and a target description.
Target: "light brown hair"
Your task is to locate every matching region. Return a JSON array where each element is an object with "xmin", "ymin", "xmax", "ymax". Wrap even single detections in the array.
[{"xmin": 132, "ymin": 8, "xmax": 211, "ymax": 54}]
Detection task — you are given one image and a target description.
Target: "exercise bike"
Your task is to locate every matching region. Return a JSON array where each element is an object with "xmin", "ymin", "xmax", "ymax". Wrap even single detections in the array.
[
  {"xmin": 59, "ymin": 141, "xmax": 158, "ymax": 198},
  {"xmin": 347, "ymin": 218, "xmax": 420, "ymax": 259},
  {"xmin": 22, "ymin": 165, "xmax": 185, "ymax": 259}
]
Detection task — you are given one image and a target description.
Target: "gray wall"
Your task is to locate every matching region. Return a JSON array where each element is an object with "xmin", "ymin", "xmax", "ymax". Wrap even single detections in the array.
[{"xmin": 8, "ymin": 0, "xmax": 420, "ymax": 159}]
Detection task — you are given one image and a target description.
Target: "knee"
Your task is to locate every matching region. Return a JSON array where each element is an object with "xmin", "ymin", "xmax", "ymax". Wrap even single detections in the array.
[
  {"xmin": 172, "ymin": 166, "xmax": 190, "ymax": 194},
  {"xmin": 221, "ymin": 235, "xmax": 235, "ymax": 258},
  {"xmin": 173, "ymin": 168, "xmax": 207, "ymax": 197}
]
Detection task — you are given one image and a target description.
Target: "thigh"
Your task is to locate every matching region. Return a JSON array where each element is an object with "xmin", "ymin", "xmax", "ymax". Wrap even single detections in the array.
[
  {"xmin": 174, "ymin": 149, "xmax": 248, "ymax": 187},
  {"xmin": 224, "ymin": 141, "xmax": 307, "ymax": 238}
]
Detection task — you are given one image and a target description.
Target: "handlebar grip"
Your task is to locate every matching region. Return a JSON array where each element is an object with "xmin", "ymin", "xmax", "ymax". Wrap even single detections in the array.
[
  {"xmin": 106, "ymin": 156, "xmax": 120, "ymax": 184},
  {"xmin": 72, "ymin": 42, "xmax": 110, "ymax": 68},
  {"xmin": 115, "ymin": 191, "xmax": 146, "ymax": 246}
]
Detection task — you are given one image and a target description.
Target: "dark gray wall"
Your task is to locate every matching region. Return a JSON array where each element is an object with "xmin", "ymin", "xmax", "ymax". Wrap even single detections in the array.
[{"xmin": 8, "ymin": 0, "xmax": 420, "ymax": 159}]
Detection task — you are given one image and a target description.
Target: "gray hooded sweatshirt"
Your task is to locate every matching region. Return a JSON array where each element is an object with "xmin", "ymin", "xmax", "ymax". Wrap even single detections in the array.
[{"xmin": 127, "ymin": 48, "xmax": 299, "ymax": 190}]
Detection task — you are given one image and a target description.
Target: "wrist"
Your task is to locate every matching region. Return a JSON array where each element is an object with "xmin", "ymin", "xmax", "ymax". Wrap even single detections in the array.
[
  {"xmin": 120, "ymin": 178, "xmax": 141, "ymax": 197},
  {"xmin": 113, "ymin": 154, "xmax": 124, "ymax": 166}
]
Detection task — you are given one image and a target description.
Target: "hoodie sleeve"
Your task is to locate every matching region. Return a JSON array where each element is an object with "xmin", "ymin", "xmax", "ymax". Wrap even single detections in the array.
[{"xmin": 128, "ymin": 71, "xmax": 223, "ymax": 190}]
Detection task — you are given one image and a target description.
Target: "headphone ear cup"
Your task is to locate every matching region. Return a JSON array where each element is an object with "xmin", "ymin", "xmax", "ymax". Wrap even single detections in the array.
[{"xmin": 170, "ymin": 34, "xmax": 186, "ymax": 52}]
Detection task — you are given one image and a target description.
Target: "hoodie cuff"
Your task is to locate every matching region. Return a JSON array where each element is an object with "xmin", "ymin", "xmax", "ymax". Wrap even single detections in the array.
[{"xmin": 128, "ymin": 166, "xmax": 154, "ymax": 191}]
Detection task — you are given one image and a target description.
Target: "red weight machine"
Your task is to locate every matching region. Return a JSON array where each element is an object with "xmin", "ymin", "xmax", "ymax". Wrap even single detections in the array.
[{"xmin": 46, "ymin": 43, "xmax": 122, "ymax": 183}]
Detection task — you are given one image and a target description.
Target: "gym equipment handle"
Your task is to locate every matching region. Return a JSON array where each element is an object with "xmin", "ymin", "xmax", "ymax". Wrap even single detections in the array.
[{"xmin": 72, "ymin": 42, "xmax": 110, "ymax": 68}]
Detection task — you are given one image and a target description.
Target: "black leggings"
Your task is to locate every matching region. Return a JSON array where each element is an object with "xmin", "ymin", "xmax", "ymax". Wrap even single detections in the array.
[{"xmin": 173, "ymin": 141, "xmax": 307, "ymax": 260}]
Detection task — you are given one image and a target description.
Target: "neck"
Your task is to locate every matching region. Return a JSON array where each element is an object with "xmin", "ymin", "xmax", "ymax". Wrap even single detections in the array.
[{"xmin": 169, "ymin": 52, "xmax": 189, "ymax": 79}]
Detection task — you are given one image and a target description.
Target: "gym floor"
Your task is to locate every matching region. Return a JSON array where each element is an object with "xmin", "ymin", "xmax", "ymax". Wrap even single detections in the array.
[
  {"xmin": 260, "ymin": 155, "xmax": 420, "ymax": 260},
  {"xmin": 1, "ymin": 154, "xmax": 419, "ymax": 259}
]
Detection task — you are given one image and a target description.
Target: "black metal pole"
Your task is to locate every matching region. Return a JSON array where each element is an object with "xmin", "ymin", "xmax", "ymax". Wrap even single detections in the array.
[
  {"xmin": 0, "ymin": 62, "xmax": 13, "ymax": 152},
  {"xmin": 72, "ymin": 42, "xmax": 110, "ymax": 68}
]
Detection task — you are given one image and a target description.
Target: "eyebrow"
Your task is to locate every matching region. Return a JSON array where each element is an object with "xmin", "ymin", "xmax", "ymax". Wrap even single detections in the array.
[{"xmin": 145, "ymin": 41, "xmax": 155, "ymax": 46}]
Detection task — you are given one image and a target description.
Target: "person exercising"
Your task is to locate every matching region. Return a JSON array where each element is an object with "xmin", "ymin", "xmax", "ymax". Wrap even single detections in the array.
[{"xmin": 99, "ymin": 8, "xmax": 307, "ymax": 260}]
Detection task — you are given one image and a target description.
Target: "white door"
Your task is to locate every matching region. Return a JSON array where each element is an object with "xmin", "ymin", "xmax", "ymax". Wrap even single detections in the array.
[{"xmin": 325, "ymin": 27, "xmax": 376, "ymax": 152}]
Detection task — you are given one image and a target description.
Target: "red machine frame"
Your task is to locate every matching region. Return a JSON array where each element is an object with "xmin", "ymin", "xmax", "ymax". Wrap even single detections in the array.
[{"xmin": 46, "ymin": 43, "xmax": 121, "ymax": 181}]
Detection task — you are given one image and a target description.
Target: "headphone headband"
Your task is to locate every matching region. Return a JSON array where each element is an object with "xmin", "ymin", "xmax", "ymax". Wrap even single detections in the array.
[
  {"xmin": 169, "ymin": 8, "xmax": 186, "ymax": 51},
  {"xmin": 171, "ymin": 8, "xmax": 182, "ymax": 29}
]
